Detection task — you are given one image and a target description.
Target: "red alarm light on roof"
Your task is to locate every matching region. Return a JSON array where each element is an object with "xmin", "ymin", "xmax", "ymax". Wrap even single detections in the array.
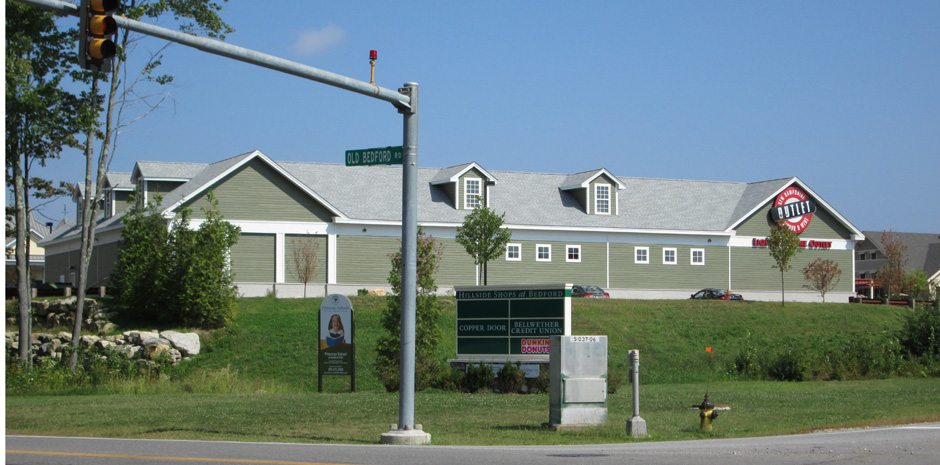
[{"xmin": 369, "ymin": 50, "xmax": 378, "ymax": 61}]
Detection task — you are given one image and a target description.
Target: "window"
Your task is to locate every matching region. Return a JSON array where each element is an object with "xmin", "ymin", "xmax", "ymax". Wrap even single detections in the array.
[
  {"xmin": 870, "ymin": 252, "xmax": 878, "ymax": 260},
  {"xmin": 691, "ymin": 248, "xmax": 705, "ymax": 265},
  {"xmin": 566, "ymin": 245, "xmax": 581, "ymax": 263},
  {"xmin": 635, "ymin": 246, "xmax": 649, "ymax": 264},
  {"xmin": 663, "ymin": 247, "xmax": 677, "ymax": 265},
  {"xmin": 536, "ymin": 244, "xmax": 552, "ymax": 262},
  {"xmin": 859, "ymin": 252, "xmax": 866, "ymax": 260},
  {"xmin": 595, "ymin": 184, "xmax": 610, "ymax": 214},
  {"xmin": 464, "ymin": 178, "xmax": 481, "ymax": 209},
  {"xmin": 506, "ymin": 243, "xmax": 521, "ymax": 261}
]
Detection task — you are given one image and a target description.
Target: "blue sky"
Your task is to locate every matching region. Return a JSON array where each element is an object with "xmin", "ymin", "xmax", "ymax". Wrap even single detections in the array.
[{"xmin": 32, "ymin": 0, "xmax": 940, "ymax": 233}]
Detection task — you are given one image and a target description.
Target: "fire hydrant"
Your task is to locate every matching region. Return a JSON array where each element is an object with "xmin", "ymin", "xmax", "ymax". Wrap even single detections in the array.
[{"xmin": 696, "ymin": 394, "xmax": 719, "ymax": 431}]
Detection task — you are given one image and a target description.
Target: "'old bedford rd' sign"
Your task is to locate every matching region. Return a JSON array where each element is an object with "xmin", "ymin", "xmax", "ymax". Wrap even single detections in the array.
[{"xmin": 455, "ymin": 284, "xmax": 572, "ymax": 360}]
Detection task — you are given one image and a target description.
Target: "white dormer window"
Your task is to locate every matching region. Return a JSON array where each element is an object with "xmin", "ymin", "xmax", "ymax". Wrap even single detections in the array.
[
  {"xmin": 595, "ymin": 184, "xmax": 610, "ymax": 215},
  {"xmin": 464, "ymin": 178, "xmax": 481, "ymax": 209}
]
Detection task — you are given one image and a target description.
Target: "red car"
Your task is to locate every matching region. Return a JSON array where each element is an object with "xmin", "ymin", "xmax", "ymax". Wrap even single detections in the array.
[
  {"xmin": 690, "ymin": 288, "xmax": 744, "ymax": 301},
  {"xmin": 572, "ymin": 285, "xmax": 610, "ymax": 299}
]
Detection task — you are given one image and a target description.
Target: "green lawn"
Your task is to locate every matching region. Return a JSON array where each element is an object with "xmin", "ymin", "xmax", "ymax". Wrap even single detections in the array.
[{"xmin": 7, "ymin": 296, "xmax": 939, "ymax": 445}]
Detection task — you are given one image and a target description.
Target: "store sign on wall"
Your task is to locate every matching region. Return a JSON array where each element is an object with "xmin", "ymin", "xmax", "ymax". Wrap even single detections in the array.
[
  {"xmin": 455, "ymin": 284, "xmax": 572, "ymax": 359},
  {"xmin": 752, "ymin": 238, "xmax": 833, "ymax": 249},
  {"xmin": 769, "ymin": 185, "xmax": 817, "ymax": 234}
]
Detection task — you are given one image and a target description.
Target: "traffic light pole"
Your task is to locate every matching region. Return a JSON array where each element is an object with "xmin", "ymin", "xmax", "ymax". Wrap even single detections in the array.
[{"xmin": 17, "ymin": 0, "xmax": 428, "ymax": 445}]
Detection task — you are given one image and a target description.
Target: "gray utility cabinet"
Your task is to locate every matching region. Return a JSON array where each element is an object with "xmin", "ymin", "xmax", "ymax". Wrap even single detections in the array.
[{"xmin": 549, "ymin": 335, "xmax": 608, "ymax": 428}]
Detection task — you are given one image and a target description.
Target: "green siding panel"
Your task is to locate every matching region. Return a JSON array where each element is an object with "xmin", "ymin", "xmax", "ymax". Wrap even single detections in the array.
[
  {"xmin": 435, "ymin": 238, "xmax": 476, "ymax": 286},
  {"xmin": 735, "ymin": 200, "xmax": 852, "ymax": 239},
  {"xmin": 114, "ymin": 191, "xmax": 131, "ymax": 216},
  {"xmin": 184, "ymin": 159, "xmax": 333, "ymax": 222},
  {"xmin": 231, "ymin": 234, "xmax": 274, "ymax": 282},
  {"xmin": 610, "ymin": 244, "xmax": 729, "ymax": 290},
  {"xmin": 284, "ymin": 235, "xmax": 327, "ymax": 283},
  {"xmin": 147, "ymin": 181, "xmax": 184, "ymax": 201},
  {"xmin": 488, "ymin": 241, "xmax": 606, "ymax": 285},
  {"xmin": 336, "ymin": 236, "xmax": 400, "ymax": 285},
  {"xmin": 731, "ymin": 247, "xmax": 854, "ymax": 293}
]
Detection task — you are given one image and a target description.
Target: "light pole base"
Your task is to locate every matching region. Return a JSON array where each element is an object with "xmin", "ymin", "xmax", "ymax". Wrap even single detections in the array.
[
  {"xmin": 380, "ymin": 424, "xmax": 431, "ymax": 445},
  {"xmin": 626, "ymin": 416, "xmax": 648, "ymax": 437}
]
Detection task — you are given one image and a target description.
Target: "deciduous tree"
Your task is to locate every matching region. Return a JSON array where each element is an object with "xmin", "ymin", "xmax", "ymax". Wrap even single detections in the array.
[
  {"xmin": 878, "ymin": 231, "xmax": 907, "ymax": 304},
  {"xmin": 455, "ymin": 206, "xmax": 512, "ymax": 285},
  {"xmin": 801, "ymin": 258, "xmax": 842, "ymax": 303},
  {"xmin": 767, "ymin": 220, "xmax": 801, "ymax": 306},
  {"xmin": 291, "ymin": 236, "xmax": 319, "ymax": 298}
]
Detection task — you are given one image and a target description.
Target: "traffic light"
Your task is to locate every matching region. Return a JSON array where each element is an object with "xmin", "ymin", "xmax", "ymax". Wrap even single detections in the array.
[{"xmin": 79, "ymin": 0, "xmax": 120, "ymax": 71}]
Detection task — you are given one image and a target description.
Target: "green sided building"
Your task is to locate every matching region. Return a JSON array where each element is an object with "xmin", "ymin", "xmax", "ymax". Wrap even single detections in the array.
[{"xmin": 41, "ymin": 149, "xmax": 864, "ymax": 302}]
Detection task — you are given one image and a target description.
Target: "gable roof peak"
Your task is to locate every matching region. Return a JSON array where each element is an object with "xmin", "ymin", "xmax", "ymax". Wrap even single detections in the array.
[
  {"xmin": 560, "ymin": 168, "xmax": 625, "ymax": 190},
  {"xmin": 429, "ymin": 161, "xmax": 498, "ymax": 185}
]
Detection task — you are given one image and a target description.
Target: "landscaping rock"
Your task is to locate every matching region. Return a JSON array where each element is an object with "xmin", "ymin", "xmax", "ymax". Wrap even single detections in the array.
[
  {"xmin": 160, "ymin": 331, "xmax": 201, "ymax": 356},
  {"xmin": 80, "ymin": 335, "xmax": 100, "ymax": 346}
]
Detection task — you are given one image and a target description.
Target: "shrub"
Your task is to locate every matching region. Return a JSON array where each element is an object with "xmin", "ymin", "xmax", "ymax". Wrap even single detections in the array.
[
  {"xmin": 899, "ymin": 305, "xmax": 940, "ymax": 360},
  {"xmin": 494, "ymin": 363, "xmax": 525, "ymax": 393},
  {"xmin": 461, "ymin": 363, "xmax": 495, "ymax": 393},
  {"xmin": 732, "ymin": 331, "xmax": 763, "ymax": 378},
  {"xmin": 765, "ymin": 341, "xmax": 807, "ymax": 381}
]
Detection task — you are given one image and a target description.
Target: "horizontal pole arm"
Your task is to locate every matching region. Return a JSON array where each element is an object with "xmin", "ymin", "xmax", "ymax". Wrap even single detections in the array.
[{"xmin": 19, "ymin": 0, "xmax": 411, "ymax": 110}]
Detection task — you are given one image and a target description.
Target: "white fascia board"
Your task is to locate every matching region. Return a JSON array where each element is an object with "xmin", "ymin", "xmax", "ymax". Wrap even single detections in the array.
[
  {"xmin": 188, "ymin": 219, "xmax": 330, "ymax": 235},
  {"xmin": 161, "ymin": 150, "xmax": 347, "ymax": 220},
  {"xmin": 725, "ymin": 177, "xmax": 864, "ymax": 239},
  {"xmin": 432, "ymin": 162, "xmax": 498, "ymax": 185},
  {"xmin": 580, "ymin": 169, "xmax": 625, "ymax": 190},
  {"xmin": 141, "ymin": 177, "xmax": 190, "ymax": 182}
]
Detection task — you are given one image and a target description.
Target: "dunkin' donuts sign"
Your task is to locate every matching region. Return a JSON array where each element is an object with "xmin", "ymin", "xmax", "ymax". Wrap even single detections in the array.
[{"xmin": 769, "ymin": 185, "xmax": 816, "ymax": 234}]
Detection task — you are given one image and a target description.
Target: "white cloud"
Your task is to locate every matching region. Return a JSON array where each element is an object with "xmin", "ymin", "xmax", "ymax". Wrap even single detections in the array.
[{"xmin": 291, "ymin": 24, "xmax": 346, "ymax": 56}]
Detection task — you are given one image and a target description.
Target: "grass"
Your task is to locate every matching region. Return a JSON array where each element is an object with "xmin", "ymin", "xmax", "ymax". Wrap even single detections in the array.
[{"xmin": 7, "ymin": 296, "xmax": 940, "ymax": 444}]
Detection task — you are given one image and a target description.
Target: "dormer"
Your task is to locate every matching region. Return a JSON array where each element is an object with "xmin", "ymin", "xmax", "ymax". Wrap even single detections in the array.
[
  {"xmin": 130, "ymin": 161, "xmax": 206, "ymax": 206},
  {"xmin": 430, "ymin": 162, "xmax": 498, "ymax": 210},
  {"xmin": 102, "ymin": 172, "xmax": 133, "ymax": 218},
  {"xmin": 560, "ymin": 169, "xmax": 624, "ymax": 215}
]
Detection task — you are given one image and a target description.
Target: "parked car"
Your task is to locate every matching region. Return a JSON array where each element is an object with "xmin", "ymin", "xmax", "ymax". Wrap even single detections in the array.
[
  {"xmin": 572, "ymin": 285, "xmax": 610, "ymax": 299},
  {"xmin": 690, "ymin": 288, "xmax": 744, "ymax": 301}
]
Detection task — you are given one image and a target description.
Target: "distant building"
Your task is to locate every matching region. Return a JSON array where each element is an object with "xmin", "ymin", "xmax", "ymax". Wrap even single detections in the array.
[
  {"xmin": 5, "ymin": 214, "xmax": 67, "ymax": 287},
  {"xmin": 856, "ymin": 231, "xmax": 940, "ymax": 296},
  {"xmin": 42, "ymin": 149, "xmax": 865, "ymax": 302}
]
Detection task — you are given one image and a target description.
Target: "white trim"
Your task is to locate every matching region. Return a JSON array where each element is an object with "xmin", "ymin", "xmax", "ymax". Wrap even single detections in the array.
[
  {"xmin": 327, "ymin": 233, "xmax": 337, "ymax": 284},
  {"xmin": 485, "ymin": 185, "xmax": 492, "ymax": 208},
  {"xmin": 275, "ymin": 233, "xmax": 286, "ymax": 283},
  {"xmin": 563, "ymin": 169, "xmax": 626, "ymax": 190},
  {"xmin": 162, "ymin": 150, "xmax": 347, "ymax": 219},
  {"xmin": 464, "ymin": 177, "xmax": 482, "ymax": 210},
  {"xmin": 606, "ymin": 240, "xmax": 610, "ymax": 289},
  {"xmin": 188, "ymin": 219, "xmax": 330, "ymax": 235},
  {"xmin": 536, "ymin": 243, "xmax": 552, "ymax": 262},
  {"xmin": 141, "ymin": 177, "xmax": 189, "ymax": 182},
  {"xmin": 728, "ymin": 246, "xmax": 732, "ymax": 291},
  {"xmin": 566, "ymin": 244, "xmax": 581, "ymax": 263},
  {"xmin": 691, "ymin": 248, "xmax": 705, "ymax": 265},
  {"xmin": 662, "ymin": 247, "xmax": 677, "ymax": 265},
  {"xmin": 634, "ymin": 246, "xmax": 649, "ymax": 264},
  {"xmin": 594, "ymin": 183, "xmax": 611, "ymax": 215},
  {"xmin": 430, "ymin": 162, "xmax": 498, "ymax": 185},
  {"xmin": 505, "ymin": 243, "xmax": 521, "ymax": 261}
]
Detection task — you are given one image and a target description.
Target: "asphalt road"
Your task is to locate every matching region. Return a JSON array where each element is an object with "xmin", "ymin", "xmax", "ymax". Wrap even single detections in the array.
[{"xmin": 7, "ymin": 424, "xmax": 940, "ymax": 465}]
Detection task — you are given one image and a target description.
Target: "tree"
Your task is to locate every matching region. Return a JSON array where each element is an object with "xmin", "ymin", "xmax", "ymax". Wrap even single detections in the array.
[
  {"xmin": 767, "ymin": 220, "xmax": 801, "ymax": 306},
  {"xmin": 110, "ymin": 192, "xmax": 168, "ymax": 321},
  {"xmin": 455, "ymin": 206, "xmax": 512, "ymax": 285},
  {"xmin": 801, "ymin": 258, "xmax": 842, "ymax": 303},
  {"xmin": 70, "ymin": 0, "xmax": 233, "ymax": 370},
  {"xmin": 375, "ymin": 230, "xmax": 445, "ymax": 391},
  {"xmin": 903, "ymin": 270, "xmax": 929, "ymax": 310},
  {"xmin": 6, "ymin": 1, "xmax": 91, "ymax": 366},
  {"xmin": 291, "ymin": 236, "xmax": 319, "ymax": 298},
  {"xmin": 878, "ymin": 230, "xmax": 907, "ymax": 304}
]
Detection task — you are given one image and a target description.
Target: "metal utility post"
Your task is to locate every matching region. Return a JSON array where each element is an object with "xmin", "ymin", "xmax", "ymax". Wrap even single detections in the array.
[
  {"xmin": 18, "ymin": 0, "xmax": 427, "ymax": 445},
  {"xmin": 398, "ymin": 82, "xmax": 419, "ymax": 430},
  {"xmin": 626, "ymin": 349, "xmax": 648, "ymax": 437}
]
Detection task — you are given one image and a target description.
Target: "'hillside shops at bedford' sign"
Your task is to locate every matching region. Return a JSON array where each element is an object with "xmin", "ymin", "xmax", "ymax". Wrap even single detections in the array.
[{"xmin": 455, "ymin": 284, "xmax": 572, "ymax": 360}]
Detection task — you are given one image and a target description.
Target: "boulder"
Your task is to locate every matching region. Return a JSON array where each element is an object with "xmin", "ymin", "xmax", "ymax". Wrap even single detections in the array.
[
  {"xmin": 160, "ymin": 331, "xmax": 201, "ymax": 356},
  {"xmin": 56, "ymin": 331, "xmax": 72, "ymax": 342},
  {"xmin": 126, "ymin": 331, "xmax": 159, "ymax": 345},
  {"xmin": 95, "ymin": 339, "xmax": 116, "ymax": 351},
  {"xmin": 115, "ymin": 344, "xmax": 141, "ymax": 360},
  {"xmin": 142, "ymin": 337, "xmax": 173, "ymax": 360},
  {"xmin": 80, "ymin": 335, "xmax": 100, "ymax": 346},
  {"xmin": 31, "ymin": 300, "xmax": 51, "ymax": 317}
]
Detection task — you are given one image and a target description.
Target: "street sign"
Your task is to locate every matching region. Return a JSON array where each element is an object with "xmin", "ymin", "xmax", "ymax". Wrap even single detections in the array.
[{"xmin": 345, "ymin": 146, "xmax": 403, "ymax": 166}]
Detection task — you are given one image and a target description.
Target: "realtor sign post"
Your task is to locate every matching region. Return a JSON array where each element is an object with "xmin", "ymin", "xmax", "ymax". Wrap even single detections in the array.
[
  {"xmin": 455, "ymin": 284, "xmax": 572, "ymax": 360},
  {"xmin": 318, "ymin": 294, "xmax": 355, "ymax": 392}
]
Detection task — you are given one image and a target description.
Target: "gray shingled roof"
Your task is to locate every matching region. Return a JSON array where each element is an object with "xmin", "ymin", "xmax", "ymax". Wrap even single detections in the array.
[
  {"xmin": 157, "ymin": 152, "xmax": 256, "ymax": 211},
  {"xmin": 279, "ymin": 160, "xmax": 790, "ymax": 232},
  {"xmin": 862, "ymin": 231, "xmax": 940, "ymax": 276},
  {"xmin": 134, "ymin": 160, "xmax": 208, "ymax": 181},
  {"xmin": 106, "ymin": 172, "xmax": 133, "ymax": 190}
]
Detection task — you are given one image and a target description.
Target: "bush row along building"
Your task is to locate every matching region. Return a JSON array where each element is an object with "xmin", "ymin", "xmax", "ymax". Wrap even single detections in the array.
[{"xmin": 41, "ymin": 149, "xmax": 866, "ymax": 301}]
